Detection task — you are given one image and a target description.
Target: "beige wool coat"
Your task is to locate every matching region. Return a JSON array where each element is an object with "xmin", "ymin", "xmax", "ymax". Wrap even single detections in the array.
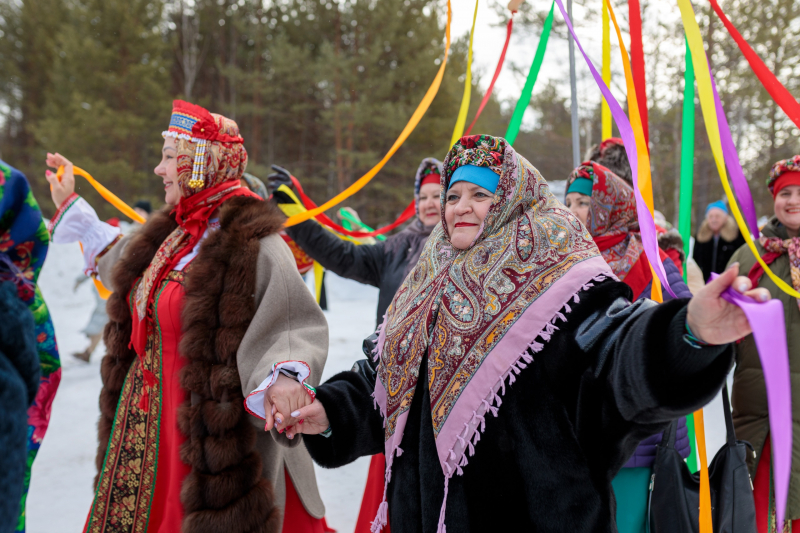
[{"xmin": 97, "ymin": 225, "xmax": 329, "ymax": 523}]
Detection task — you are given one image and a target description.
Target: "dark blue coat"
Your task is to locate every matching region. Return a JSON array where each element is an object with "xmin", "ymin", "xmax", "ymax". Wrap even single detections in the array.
[{"xmin": 0, "ymin": 281, "xmax": 39, "ymax": 532}]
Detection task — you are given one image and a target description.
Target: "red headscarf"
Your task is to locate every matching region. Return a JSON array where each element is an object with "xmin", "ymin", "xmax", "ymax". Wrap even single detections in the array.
[{"xmin": 131, "ymin": 101, "xmax": 259, "ymax": 355}]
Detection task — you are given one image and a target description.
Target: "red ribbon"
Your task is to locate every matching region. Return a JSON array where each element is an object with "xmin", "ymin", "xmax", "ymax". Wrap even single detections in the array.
[
  {"xmin": 289, "ymin": 176, "xmax": 416, "ymax": 238},
  {"xmin": 464, "ymin": 14, "xmax": 514, "ymax": 136},
  {"xmin": 708, "ymin": 0, "xmax": 800, "ymax": 131},
  {"xmin": 628, "ymin": 0, "xmax": 649, "ymax": 146},
  {"xmin": 748, "ymin": 251, "xmax": 783, "ymax": 288}
]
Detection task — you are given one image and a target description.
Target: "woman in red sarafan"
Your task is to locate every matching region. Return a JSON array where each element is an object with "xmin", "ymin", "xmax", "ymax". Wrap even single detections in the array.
[{"xmin": 46, "ymin": 100, "xmax": 333, "ymax": 533}]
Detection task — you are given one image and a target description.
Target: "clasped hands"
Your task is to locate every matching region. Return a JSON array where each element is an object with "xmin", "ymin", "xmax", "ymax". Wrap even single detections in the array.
[
  {"xmin": 263, "ymin": 265, "xmax": 770, "ymax": 439},
  {"xmin": 263, "ymin": 374, "xmax": 329, "ymax": 440}
]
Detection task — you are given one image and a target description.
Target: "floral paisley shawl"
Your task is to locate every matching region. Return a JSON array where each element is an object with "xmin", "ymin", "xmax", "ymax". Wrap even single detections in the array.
[
  {"xmin": 0, "ymin": 160, "xmax": 61, "ymax": 533},
  {"xmin": 566, "ymin": 162, "xmax": 649, "ymax": 286},
  {"xmin": 371, "ymin": 136, "xmax": 614, "ymax": 531}
]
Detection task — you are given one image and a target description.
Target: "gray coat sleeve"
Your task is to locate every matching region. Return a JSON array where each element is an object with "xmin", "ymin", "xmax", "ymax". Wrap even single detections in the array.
[
  {"xmin": 236, "ymin": 233, "xmax": 329, "ymax": 446},
  {"xmin": 96, "ymin": 234, "xmax": 133, "ymax": 291},
  {"xmin": 286, "ymin": 219, "xmax": 387, "ymax": 287}
]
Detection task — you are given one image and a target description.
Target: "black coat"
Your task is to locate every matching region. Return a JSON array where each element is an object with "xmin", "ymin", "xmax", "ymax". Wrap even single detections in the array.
[
  {"xmin": 0, "ymin": 282, "xmax": 39, "ymax": 533},
  {"xmin": 304, "ymin": 280, "xmax": 733, "ymax": 532},
  {"xmin": 285, "ymin": 219, "xmax": 431, "ymax": 324},
  {"xmin": 693, "ymin": 217, "xmax": 745, "ymax": 282}
]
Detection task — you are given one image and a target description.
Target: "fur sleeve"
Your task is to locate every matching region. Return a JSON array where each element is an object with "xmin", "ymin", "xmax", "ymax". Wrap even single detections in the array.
[{"xmin": 236, "ymin": 233, "xmax": 329, "ymax": 442}]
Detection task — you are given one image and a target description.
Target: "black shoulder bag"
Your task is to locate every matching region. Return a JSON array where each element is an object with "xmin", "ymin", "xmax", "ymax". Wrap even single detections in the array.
[{"xmin": 647, "ymin": 384, "xmax": 757, "ymax": 533}]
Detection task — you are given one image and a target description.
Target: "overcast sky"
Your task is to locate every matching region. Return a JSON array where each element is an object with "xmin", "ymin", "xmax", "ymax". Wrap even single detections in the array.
[{"xmin": 446, "ymin": 0, "xmax": 687, "ymax": 133}]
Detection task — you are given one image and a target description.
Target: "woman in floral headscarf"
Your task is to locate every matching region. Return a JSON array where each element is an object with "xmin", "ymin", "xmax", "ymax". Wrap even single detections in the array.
[
  {"xmin": 564, "ymin": 161, "xmax": 692, "ymax": 302},
  {"xmin": 564, "ymin": 162, "xmax": 693, "ymax": 533},
  {"xmin": 45, "ymin": 101, "xmax": 332, "ymax": 533},
  {"xmin": 275, "ymin": 135, "xmax": 766, "ymax": 532},
  {"xmin": 729, "ymin": 155, "xmax": 800, "ymax": 531}
]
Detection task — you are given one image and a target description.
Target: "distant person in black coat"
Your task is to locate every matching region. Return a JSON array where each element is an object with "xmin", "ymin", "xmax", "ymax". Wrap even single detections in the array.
[
  {"xmin": 0, "ymin": 282, "xmax": 39, "ymax": 533},
  {"xmin": 693, "ymin": 200, "xmax": 746, "ymax": 282},
  {"xmin": 271, "ymin": 158, "xmax": 443, "ymax": 324}
]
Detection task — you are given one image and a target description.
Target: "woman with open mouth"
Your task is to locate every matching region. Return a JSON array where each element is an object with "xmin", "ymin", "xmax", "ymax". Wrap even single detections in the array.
[{"xmin": 268, "ymin": 134, "xmax": 769, "ymax": 532}]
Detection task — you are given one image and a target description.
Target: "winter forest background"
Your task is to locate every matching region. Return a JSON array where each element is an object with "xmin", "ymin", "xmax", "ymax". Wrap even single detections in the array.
[{"xmin": 1, "ymin": 0, "xmax": 799, "ymax": 231}]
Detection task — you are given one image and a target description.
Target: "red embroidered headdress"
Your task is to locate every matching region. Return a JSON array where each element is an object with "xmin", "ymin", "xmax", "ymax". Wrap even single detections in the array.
[{"xmin": 162, "ymin": 100, "xmax": 246, "ymax": 191}]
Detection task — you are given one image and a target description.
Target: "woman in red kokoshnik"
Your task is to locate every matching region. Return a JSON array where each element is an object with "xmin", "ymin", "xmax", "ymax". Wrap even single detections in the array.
[{"xmin": 45, "ymin": 101, "xmax": 333, "ymax": 533}]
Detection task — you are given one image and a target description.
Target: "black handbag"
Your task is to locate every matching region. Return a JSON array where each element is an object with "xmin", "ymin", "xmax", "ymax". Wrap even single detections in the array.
[{"xmin": 647, "ymin": 384, "xmax": 757, "ymax": 533}]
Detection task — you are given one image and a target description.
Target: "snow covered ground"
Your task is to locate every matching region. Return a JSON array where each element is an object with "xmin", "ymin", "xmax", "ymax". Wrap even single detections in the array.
[{"xmin": 26, "ymin": 238, "xmax": 733, "ymax": 533}]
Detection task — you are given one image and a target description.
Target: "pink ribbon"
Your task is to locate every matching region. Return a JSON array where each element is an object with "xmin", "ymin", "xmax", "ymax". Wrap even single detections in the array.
[{"xmin": 711, "ymin": 273, "xmax": 791, "ymax": 525}]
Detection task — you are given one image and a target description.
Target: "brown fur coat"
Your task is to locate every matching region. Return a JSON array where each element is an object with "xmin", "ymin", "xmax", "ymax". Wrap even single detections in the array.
[{"xmin": 99, "ymin": 196, "xmax": 286, "ymax": 533}]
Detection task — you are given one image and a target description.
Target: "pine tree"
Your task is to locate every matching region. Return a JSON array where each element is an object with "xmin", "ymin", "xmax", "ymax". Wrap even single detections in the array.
[{"xmin": 32, "ymin": 0, "xmax": 171, "ymax": 217}]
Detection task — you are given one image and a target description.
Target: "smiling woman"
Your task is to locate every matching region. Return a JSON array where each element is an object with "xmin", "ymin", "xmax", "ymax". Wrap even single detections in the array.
[
  {"xmin": 279, "ymin": 134, "xmax": 768, "ymax": 533},
  {"xmin": 444, "ymin": 166, "xmax": 498, "ymax": 250},
  {"xmin": 729, "ymin": 154, "xmax": 800, "ymax": 529},
  {"xmin": 43, "ymin": 100, "xmax": 332, "ymax": 533},
  {"xmin": 155, "ymin": 137, "xmax": 182, "ymax": 205}
]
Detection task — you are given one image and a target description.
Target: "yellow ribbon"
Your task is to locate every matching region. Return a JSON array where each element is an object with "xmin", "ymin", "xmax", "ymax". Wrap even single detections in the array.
[
  {"xmin": 284, "ymin": 0, "xmax": 452, "ymax": 227},
  {"xmin": 601, "ymin": 0, "xmax": 612, "ymax": 140},
  {"xmin": 605, "ymin": 0, "xmax": 662, "ymax": 302},
  {"xmin": 275, "ymin": 185, "xmax": 361, "ymax": 244},
  {"xmin": 450, "ymin": 0, "xmax": 480, "ymax": 147},
  {"xmin": 56, "ymin": 165, "xmax": 146, "ymax": 224},
  {"xmin": 677, "ymin": 0, "xmax": 800, "ymax": 299},
  {"xmin": 313, "ymin": 261, "xmax": 324, "ymax": 304}
]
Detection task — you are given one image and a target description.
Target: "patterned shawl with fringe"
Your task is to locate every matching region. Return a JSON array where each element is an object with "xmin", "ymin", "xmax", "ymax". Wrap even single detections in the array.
[
  {"xmin": 566, "ymin": 162, "xmax": 654, "ymax": 299},
  {"xmin": 370, "ymin": 135, "xmax": 614, "ymax": 532}
]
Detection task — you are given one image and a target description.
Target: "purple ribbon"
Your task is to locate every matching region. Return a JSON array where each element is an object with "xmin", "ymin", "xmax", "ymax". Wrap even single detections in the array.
[
  {"xmin": 709, "ymin": 65, "xmax": 760, "ymax": 238},
  {"xmin": 556, "ymin": 0, "xmax": 790, "ymax": 522},
  {"xmin": 710, "ymin": 273, "xmax": 791, "ymax": 526},
  {"xmin": 552, "ymin": 0, "xmax": 675, "ymax": 298}
]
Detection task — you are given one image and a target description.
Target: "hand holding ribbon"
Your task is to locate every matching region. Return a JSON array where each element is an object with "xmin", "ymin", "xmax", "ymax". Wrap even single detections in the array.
[{"xmin": 708, "ymin": 269, "xmax": 792, "ymax": 528}]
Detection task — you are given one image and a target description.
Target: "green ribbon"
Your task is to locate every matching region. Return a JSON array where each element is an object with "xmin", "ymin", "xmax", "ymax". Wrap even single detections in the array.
[
  {"xmin": 679, "ymin": 37, "xmax": 698, "ymax": 473},
  {"xmin": 505, "ymin": 1, "xmax": 555, "ymax": 145},
  {"xmin": 338, "ymin": 208, "xmax": 387, "ymax": 241}
]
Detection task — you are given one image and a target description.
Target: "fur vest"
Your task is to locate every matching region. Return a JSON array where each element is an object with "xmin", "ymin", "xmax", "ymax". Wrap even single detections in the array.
[{"xmin": 98, "ymin": 196, "xmax": 286, "ymax": 533}]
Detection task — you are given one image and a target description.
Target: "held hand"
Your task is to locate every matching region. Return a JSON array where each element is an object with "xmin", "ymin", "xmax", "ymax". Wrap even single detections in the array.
[
  {"xmin": 285, "ymin": 400, "xmax": 330, "ymax": 439},
  {"xmin": 686, "ymin": 263, "xmax": 771, "ymax": 346},
  {"xmin": 44, "ymin": 152, "xmax": 76, "ymax": 208},
  {"xmin": 262, "ymin": 373, "xmax": 312, "ymax": 436}
]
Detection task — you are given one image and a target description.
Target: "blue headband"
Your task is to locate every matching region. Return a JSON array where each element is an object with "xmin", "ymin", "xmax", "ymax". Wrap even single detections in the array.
[
  {"xmin": 566, "ymin": 178, "xmax": 593, "ymax": 197},
  {"xmin": 448, "ymin": 164, "xmax": 500, "ymax": 193}
]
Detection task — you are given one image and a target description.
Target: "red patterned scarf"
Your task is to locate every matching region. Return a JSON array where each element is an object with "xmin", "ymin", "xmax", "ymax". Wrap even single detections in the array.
[
  {"xmin": 132, "ymin": 100, "xmax": 256, "ymax": 352},
  {"xmin": 567, "ymin": 162, "xmax": 654, "ymax": 299},
  {"xmin": 748, "ymin": 236, "xmax": 800, "ymax": 311},
  {"xmin": 371, "ymin": 136, "xmax": 613, "ymax": 532}
]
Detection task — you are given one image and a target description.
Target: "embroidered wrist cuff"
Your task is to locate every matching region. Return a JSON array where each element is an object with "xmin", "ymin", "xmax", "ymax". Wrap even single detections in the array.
[{"xmin": 48, "ymin": 193, "xmax": 80, "ymax": 238}]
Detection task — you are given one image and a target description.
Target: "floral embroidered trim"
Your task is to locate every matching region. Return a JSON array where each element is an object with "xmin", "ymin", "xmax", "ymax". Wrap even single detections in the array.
[
  {"xmin": 47, "ymin": 193, "xmax": 80, "ymax": 239},
  {"xmin": 84, "ymin": 234, "xmax": 124, "ymax": 277}
]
